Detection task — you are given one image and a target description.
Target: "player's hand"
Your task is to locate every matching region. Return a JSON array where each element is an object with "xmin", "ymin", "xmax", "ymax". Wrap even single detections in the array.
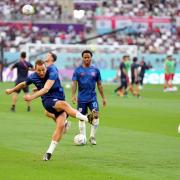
[
  {"xmin": 5, "ymin": 89, "xmax": 13, "ymax": 95},
  {"xmin": 72, "ymin": 96, "xmax": 77, "ymax": 104},
  {"xmin": 24, "ymin": 95, "xmax": 32, "ymax": 101},
  {"xmin": 102, "ymin": 98, "xmax": 106, "ymax": 107}
]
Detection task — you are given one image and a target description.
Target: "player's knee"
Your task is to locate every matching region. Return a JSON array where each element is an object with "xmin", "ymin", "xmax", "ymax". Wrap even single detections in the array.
[
  {"xmin": 93, "ymin": 110, "xmax": 99, "ymax": 119},
  {"xmin": 57, "ymin": 101, "xmax": 68, "ymax": 109},
  {"xmin": 93, "ymin": 118, "xmax": 99, "ymax": 126}
]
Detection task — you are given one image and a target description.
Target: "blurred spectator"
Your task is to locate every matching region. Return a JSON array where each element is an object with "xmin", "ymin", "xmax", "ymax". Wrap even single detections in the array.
[
  {"xmin": 0, "ymin": 0, "xmax": 180, "ymax": 54},
  {"xmin": 0, "ymin": 0, "xmax": 62, "ymax": 21}
]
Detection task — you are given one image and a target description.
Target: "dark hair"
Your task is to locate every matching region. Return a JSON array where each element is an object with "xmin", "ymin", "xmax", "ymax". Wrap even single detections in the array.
[
  {"xmin": 122, "ymin": 55, "xmax": 129, "ymax": 59},
  {"xmin": 133, "ymin": 57, "xmax": 138, "ymax": 62},
  {"xmin": 21, "ymin": 52, "xmax": 26, "ymax": 58},
  {"xmin": 35, "ymin": 59, "xmax": 45, "ymax": 68},
  {"xmin": 82, "ymin": 50, "xmax": 93, "ymax": 57},
  {"xmin": 49, "ymin": 52, "xmax": 57, "ymax": 62}
]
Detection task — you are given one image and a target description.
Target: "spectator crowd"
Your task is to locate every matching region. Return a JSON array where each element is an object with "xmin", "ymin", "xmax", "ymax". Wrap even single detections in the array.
[{"xmin": 0, "ymin": 0, "xmax": 179, "ymax": 54}]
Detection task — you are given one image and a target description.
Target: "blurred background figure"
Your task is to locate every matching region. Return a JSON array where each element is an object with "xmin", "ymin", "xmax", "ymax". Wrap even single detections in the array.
[
  {"xmin": 139, "ymin": 57, "xmax": 152, "ymax": 89},
  {"xmin": 114, "ymin": 55, "xmax": 129, "ymax": 97},
  {"xmin": 9, "ymin": 52, "xmax": 33, "ymax": 112},
  {"xmin": 163, "ymin": 53, "xmax": 176, "ymax": 92},
  {"xmin": 129, "ymin": 57, "xmax": 140, "ymax": 97}
]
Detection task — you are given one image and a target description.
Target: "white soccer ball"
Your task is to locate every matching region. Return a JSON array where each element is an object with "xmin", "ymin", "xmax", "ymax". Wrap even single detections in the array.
[
  {"xmin": 74, "ymin": 134, "xmax": 86, "ymax": 145},
  {"xmin": 65, "ymin": 83, "xmax": 71, "ymax": 89},
  {"xmin": 178, "ymin": 124, "xmax": 180, "ymax": 134},
  {"xmin": 22, "ymin": 4, "xmax": 35, "ymax": 15},
  {"xmin": 173, "ymin": 86, "xmax": 178, "ymax": 91}
]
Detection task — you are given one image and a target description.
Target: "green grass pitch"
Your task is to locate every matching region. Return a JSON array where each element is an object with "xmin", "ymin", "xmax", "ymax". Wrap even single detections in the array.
[{"xmin": 0, "ymin": 82, "xmax": 180, "ymax": 180}]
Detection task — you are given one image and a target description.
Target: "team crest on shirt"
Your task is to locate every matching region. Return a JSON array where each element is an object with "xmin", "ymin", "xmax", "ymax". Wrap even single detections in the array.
[
  {"xmin": 80, "ymin": 73, "xmax": 85, "ymax": 77},
  {"xmin": 91, "ymin": 72, "xmax": 96, "ymax": 77}
]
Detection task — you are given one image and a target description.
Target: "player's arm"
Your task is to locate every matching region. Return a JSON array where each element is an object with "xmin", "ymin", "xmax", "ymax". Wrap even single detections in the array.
[
  {"xmin": 122, "ymin": 66, "xmax": 128, "ymax": 78},
  {"xmin": 71, "ymin": 80, "xmax": 77, "ymax": 104},
  {"xmin": 97, "ymin": 81, "xmax": 106, "ymax": 107},
  {"xmin": 24, "ymin": 80, "xmax": 55, "ymax": 101},
  {"xmin": 10, "ymin": 62, "xmax": 18, "ymax": 71},
  {"xmin": 5, "ymin": 82, "xmax": 27, "ymax": 95},
  {"xmin": 7, "ymin": 63, "xmax": 17, "ymax": 77},
  {"xmin": 28, "ymin": 67, "xmax": 35, "ymax": 71},
  {"xmin": 28, "ymin": 62, "xmax": 35, "ymax": 71}
]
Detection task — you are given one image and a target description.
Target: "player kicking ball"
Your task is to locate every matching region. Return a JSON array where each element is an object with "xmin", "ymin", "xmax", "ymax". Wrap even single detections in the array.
[{"xmin": 5, "ymin": 59, "xmax": 97, "ymax": 161}]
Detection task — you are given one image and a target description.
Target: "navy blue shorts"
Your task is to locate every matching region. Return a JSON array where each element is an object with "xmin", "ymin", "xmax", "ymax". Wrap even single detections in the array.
[
  {"xmin": 42, "ymin": 98, "xmax": 66, "ymax": 118},
  {"xmin": 15, "ymin": 82, "xmax": 29, "ymax": 94},
  {"xmin": 77, "ymin": 101, "xmax": 99, "ymax": 115}
]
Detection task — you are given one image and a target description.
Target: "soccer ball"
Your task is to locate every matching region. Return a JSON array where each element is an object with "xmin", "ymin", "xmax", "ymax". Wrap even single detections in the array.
[
  {"xmin": 173, "ymin": 86, "xmax": 178, "ymax": 91},
  {"xmin": 74, "ymin": 134, "xmax": 86, "ymax": 145},
  {"xmin": 65, "ymin": 83, "xmax": 71, "ymax": 89},
  {"xmin": 22, "ymin": 4, "xmax": 35, "ymax": 15},
  {"xmin": 178, "ymin": 124, "xmax": 180, "ymax": 134}
]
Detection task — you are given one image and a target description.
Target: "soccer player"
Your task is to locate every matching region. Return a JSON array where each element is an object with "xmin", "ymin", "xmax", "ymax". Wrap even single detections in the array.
[
  {"xmin": 9, "ymin": 52, "xmax": 33, "ymax": 112},
  {"xmin": 124, "ymin": 55, "xmax": 131, "ymax": 95},
  {"xmin": 5, "ymin": 59, "xmax": 96, "ymax": 161},
  {"xmin": 32, "ymin": 52, "xmax": 71, "ymax": 130},
  {"xmin": 130, "ymin": 57, "xmax": 140, "ymax": 97},
  {"xmin": 114, "ymin": 55, "xmax": 129, "ymax": 97},
  {"xmin": 124, "ymin": 55, "xmax": 131, "ymax": 78},
  {"xmin": 72, "ymin": 50, "xmax": 106, "ymax": 145},
  {"xmin": 42, "ymin": 52, "xmax": 61, "ymax": 120},
  {"xmin": 164, "ymin": 54, "xmax": 175, "ymax": 92},
  {"xmin": 139, "ymin": 58, "xmax": 152, "ymax": 89}
]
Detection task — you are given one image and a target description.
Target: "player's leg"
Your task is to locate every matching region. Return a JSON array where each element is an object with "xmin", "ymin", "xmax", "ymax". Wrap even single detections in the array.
[
  {"xmin": 124, "ymin": 79, "xmax": 129, "ymax": 96},
  {"xmin": 114, "ymin": 85, "xmax": 121, "ymax": 93},
  {"xmin": 164, "ymin": 74, "xmax": 169, "ymax": 92},
  {"xmin": 23, "ymin": 86, "xmax": 31, "ymax": 112},
  {"xmin": 168, "ymin": 74, "xmax": 173, "ymax": 91},
  {"xmin": 54, "ymin": 100, "xmax": 96, "ymax": 124},
  {"xmin": 10, "ymin": 92, "xmax": 18, "ymax": 112},
  {"xmin": 129, "ymin": 83, "xmax": 134, "ymax": 95},
  {"xmin": 140, "ymin": 75, "xmax": 144, "ymax": 86},
  {"xmin": 117, "ymin": 80, "xmax": 124, "ymax": 97},
  {"xmin": 45, "ymin": 110, "xmax": 56, "ymax": 121},
  {"xmin": 134, "ymin": 81, "xmax": 140, "ymax": 97},
  {"xmin": 129, "ymin": 77, "xmax": 135, "ymax": 95},
  {"xmin": 89, "ymin": 101, "xmax": 99, "ymax": 145},
  {"xmin": 139, "ymin": 75, "xmax": 144, "ymax": 89},
  {"xmin": 43, "ymin": 112, "xmax": 67, "ymax": 161},
  {"xmin": 45, "ymin": 110, "xmax": 71, "ymax": 134},
  {"xmin": 77, "ymin": 103, "xmax": 87, "ymax": 140}
]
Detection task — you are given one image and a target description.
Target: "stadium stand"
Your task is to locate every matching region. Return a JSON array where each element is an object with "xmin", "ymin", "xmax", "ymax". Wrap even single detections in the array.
[
  {"xmin": 94, "ymin": 0, "xmax": 180, "ymax": 54},
  {"xmin": 0, "ymin": 0, "xmax": 62, "ymax": 21},
  {"xmin": 0, "ymin": 0, "xmax": 179, "ymax": 54},
  {"xmin": 0, "ymin": 0, "xmax": 180, "ymax": 83}
]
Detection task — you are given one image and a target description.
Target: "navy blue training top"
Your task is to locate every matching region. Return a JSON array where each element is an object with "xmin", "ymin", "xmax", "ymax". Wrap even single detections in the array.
[
  {"xmin": 12, "ymin": 60, "xmax": 33, "ymax": 83},
  {"xmin": 72, "ymin": 65, "xmax": 101, "ymax": 103},
  {"xmin": 26, "ymin": 64, "xmax": 65, "ymax": 101}
]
